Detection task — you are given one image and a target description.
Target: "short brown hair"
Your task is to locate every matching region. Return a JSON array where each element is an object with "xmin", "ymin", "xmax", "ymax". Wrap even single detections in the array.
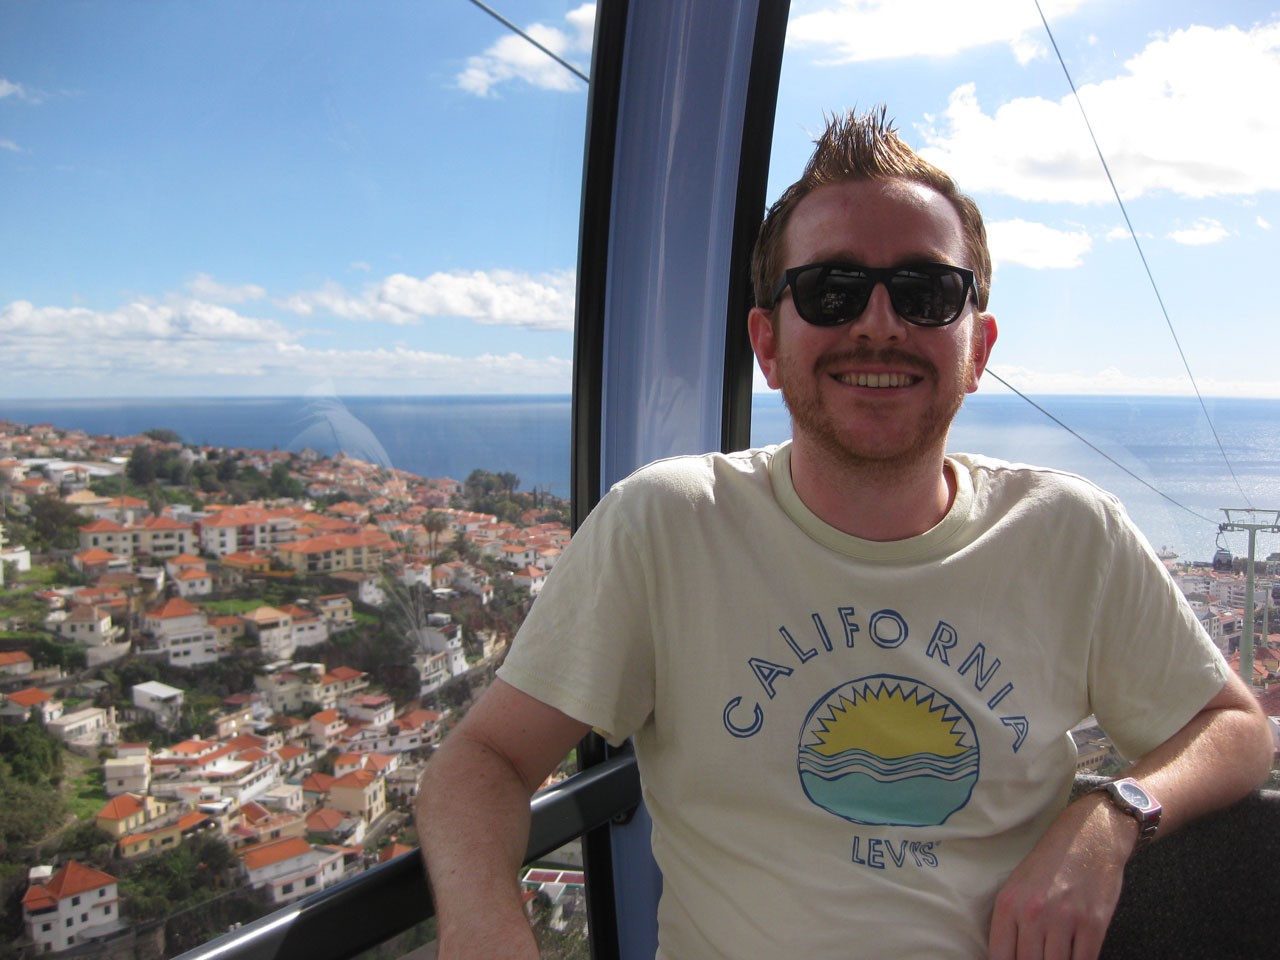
[{"xmin": 751, "ymin": 107, "xmax": 991, "ymax": 312}]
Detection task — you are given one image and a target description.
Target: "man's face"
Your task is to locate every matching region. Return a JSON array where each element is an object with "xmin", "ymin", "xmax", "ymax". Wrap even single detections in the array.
[{"xmin": 748, "ymin": 178, "xmax": 996, "ymax": 476}]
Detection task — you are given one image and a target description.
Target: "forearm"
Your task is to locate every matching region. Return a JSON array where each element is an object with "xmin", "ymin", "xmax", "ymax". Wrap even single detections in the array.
[
  {"xmin": 990, "ymin": 679, "xmax": 1273, "ymax": 959},
  {"xmin": 1112, "ymin": 696, "xmax": 1273, "ymax": 836},
  {"xmin": 416, "ymin": 734, "xmax": 540, "ymax": 960}
]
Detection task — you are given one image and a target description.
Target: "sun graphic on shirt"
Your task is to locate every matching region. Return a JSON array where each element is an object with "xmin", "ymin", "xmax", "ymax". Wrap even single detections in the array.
[{"xmin": 806, "ymin": 683, "xmax": 970, "ymax": 759}]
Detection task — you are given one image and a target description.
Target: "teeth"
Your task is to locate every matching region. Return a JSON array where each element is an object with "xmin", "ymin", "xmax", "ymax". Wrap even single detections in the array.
[{"xmin": 838, "ymin": 372, "xmax": 916, "ymax": 388}]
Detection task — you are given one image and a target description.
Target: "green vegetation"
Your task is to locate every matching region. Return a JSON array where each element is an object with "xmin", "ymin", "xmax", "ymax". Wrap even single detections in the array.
[
  {"xmin": 0, "ymin": 721, "xmax": 70, "ymax": 853},
  {"xmin": 118, "ymin": 835, "xmax": 236, "ymax": 921}
]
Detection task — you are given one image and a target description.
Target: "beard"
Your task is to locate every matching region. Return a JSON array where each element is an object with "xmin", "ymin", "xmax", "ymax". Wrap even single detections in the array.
[{"xmin": 777, "ymin": 343, "xmax": 972, "ymax": 480}]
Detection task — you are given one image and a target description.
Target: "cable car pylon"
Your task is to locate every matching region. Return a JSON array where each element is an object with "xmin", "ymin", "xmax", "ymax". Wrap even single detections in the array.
[{"xmin": 1218, "ymin": 508, "xmax": 1280, "ymax": 687}]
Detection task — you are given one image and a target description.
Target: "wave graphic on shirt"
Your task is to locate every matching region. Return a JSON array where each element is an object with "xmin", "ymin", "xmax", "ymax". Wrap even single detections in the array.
[{"xmin": 797, "ymin": 675, "xmax": 979, "ymax": 827}]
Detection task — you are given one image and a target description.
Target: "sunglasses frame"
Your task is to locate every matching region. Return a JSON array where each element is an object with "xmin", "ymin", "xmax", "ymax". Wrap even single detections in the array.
[{"xmin": 771, "ymin": 260, "xmax": 976, "ymax": 328}]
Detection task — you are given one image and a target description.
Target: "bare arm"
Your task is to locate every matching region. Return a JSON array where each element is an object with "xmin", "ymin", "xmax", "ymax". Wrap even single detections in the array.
[
  {"xmin": 988, "ymin": 671, "xmax": 1274, "ymax": 960},
  {"xmin": 415, "ymin": 679, "xmax": 591, "ymax": 960}
]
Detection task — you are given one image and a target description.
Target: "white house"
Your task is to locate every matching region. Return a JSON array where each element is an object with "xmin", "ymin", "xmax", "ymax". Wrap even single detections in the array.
[
  {"xmin": 22, "ymin": 862, "xmax": 124, "ymax": 954},
  {"xmin": 131, "ymin": 680, "xmax": 185, "ymax": 730}
]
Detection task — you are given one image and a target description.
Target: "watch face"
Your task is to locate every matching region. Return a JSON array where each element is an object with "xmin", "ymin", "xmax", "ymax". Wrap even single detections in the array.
[{"xmin": 1116, "ymin": 781, "xmax": 1151, "ymax": 809}]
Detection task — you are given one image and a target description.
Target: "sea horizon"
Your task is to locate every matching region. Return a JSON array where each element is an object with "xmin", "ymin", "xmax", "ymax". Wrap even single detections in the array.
[{"xmin": 3, "ymin": 392, "xmax": 1277, "ymax": 566}]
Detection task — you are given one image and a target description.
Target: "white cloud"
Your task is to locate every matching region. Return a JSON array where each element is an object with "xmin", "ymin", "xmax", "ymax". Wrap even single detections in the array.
[
  {"xmin": 987, "ymin": 218, "xmax": 1092, "ymax": 269},
  {"xmin": 0, "ymin": 77, "xmax": 39, "ymax": 102},
  {"xmin": 917, "ymin": 22, "xmax": 1280, "ymax": 203},
  {"xmin": 981, "ymin": 364, "xmax": 1280, "ymax": 398},
  {"xmin": 1258, "ymin": 216, "xmax": 1271, "ymax": 230},
  {"xmin": 0, "ymin": 334, "xmax": 573, "ymax": 395},
  {"xmin": 786, "ymin": 0, "xmax": 1088, "ymax": 65},
  {"xmin": 0, "ymin": 297, "xmax": 293, "ymax": 343},
  {"xmin": 185, "ymin": 273, "xmax": 266, "ymax": 304},
  {"xmin": 0, "ymin": 139, "xmax": 18, "ymax": 153},
  {"xmin": 457, "ymin": 3, "xmax": 594, "ymax": 96},
  {"xmin": 1167, "ymin": 218, "xmax": 1230, "ymax": 246},
  {"xmin": 282, "ymin": 269, "xmax": 575, "ymax": 331}
]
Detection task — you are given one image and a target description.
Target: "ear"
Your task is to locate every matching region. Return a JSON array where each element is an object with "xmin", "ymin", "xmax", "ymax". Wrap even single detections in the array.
[
  {"xmin": 748, "ymin": 306, "xmax": 782, "ymax": 390},
  {"xmin": 966, "ymin": 312, "xmax": 998, "ymax": 394}
]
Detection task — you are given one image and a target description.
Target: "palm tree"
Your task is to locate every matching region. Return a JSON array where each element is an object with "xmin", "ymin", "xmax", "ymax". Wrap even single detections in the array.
[{"xmin": 424, "ymin": 512, "xmax": 449, "ymax": 558}]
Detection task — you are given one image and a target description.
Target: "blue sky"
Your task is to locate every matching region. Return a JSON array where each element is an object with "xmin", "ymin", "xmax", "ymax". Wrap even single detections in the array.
[{"xmin": 2, "ymin": 0, "xmax": 1278, "ymax": 399}]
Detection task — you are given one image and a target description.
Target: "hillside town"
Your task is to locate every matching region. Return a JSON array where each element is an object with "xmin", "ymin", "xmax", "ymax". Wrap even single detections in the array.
[
  {"xmin": 0, "ymin": 418, "xmax": 584, "ymax": 959},
  {"xmin": 1, "ymin": 417, "xmax": 1278, "ymax": 960}
]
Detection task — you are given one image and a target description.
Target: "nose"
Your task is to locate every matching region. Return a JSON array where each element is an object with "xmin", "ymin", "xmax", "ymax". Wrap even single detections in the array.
[{"xmin": 846, "ymin": 281, "xmax": 906, "ymax": 342}]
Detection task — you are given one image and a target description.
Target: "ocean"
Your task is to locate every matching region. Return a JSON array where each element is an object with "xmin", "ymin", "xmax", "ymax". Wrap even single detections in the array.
[{"xmin": 2, "ymin": 393, "xmax": 1277, "ymax": 565}]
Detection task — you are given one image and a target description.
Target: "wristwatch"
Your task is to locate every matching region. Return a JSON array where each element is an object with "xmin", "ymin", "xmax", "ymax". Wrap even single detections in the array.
[{"xmin": 1095, "ymin": 777, "xmax": 1161, "ymax": 846}]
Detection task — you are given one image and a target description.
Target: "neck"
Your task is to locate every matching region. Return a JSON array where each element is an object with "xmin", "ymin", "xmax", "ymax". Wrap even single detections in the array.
[{"xmin": 788, "ymin": 437, "xmax": 955, "ymax": 541}]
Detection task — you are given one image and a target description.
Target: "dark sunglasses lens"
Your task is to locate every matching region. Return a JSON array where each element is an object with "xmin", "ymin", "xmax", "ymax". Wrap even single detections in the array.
[
  {"xmin": 887, "ymin": 267, "xmax": 967, "ymax": 324},
  {"xmin": 794, "ymin": 266, "xmax": 873, "ymax": 325}
]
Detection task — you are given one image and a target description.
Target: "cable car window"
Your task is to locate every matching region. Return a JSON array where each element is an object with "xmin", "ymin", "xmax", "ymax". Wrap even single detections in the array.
[
  {"xmin": 754, "ymin": 2, "xmax": 1279, "ymax": 578},
  {"xmin": 0, "ymin": 1, "xmax": 589, "ymax": 953}
]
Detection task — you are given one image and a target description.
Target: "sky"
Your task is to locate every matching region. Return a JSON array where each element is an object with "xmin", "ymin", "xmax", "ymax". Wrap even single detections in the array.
[{"xmin": 2, "ymin": 0, "xmax": 1278, "ymax": 399}]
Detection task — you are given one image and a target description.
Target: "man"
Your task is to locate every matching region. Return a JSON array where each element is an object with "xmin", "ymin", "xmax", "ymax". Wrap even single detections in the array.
[{"xmin": 416, "ymin": 110, "xmax": 1273, "ymax": 960}]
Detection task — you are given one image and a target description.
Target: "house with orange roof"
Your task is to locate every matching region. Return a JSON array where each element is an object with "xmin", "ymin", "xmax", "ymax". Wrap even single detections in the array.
[
  {"xmin": 301, "ymin": 772, "xmax": 336, "ymax": 806},
  {"xmin": 329, "ymin": 768, "xmax": 387, "ymax": 826},
  {"xmin": 511, "ymin": 565, "xmax": 548, "ymax": 596},
  {"xmin": 274, "ymin": 529, "xmax": 395, "ymax": 575},
  {"xmin": 71, "ymin": 547, "xmax": 127, "ymax": 578},
  {"xmin": 310, "ymin": 665, "xmax": 368, "ymax": 708},
  {"xmin": 2, "ymin": 686, "xmax": 63, "ymax": 724},
  {"xmin": 239, "ymin": 801, "xmax": 306, "ymax": 844},
  {"xmin": 22, "ymin": 861, "xmax": 123, "ymax": 953},
  {"xmin": 88, "ymin": 494, "xmax": 149, "ymax": 525},
  {"xmin": 220, "ymin": 549, "xmax": 273, "ymax": 574},
  {"xmin": 174, "ymin": 565, "xmax": 214, "ymax": 598},
  {"xmin": 237, "ymin": 835, "xmax": 359, "ymax": 905},
  {"xmin": 309, "ymin": 709, "xmax": 347, "ymax": 750},
  {"xmin": 305, "ymin": 806, "xmax": 361, "ymax": 843},
  {"xmin": 133, "ymin": 513, "xmax": 194, "ymax": 557},
  {"xmin": 95, "ymin": 793, "xmax": 168, "ymax": 839},
  {"xmin": 198, "ymin": 505, "xmax": 300, "ymax": 557},
  {"xmin": 77, "ymin": 517, "xmax": 130, "ymax": 557},
  {"xmin": 0, "ymin": 649, "xmax": 34, "ymax": 678},
  {"xmin": 164, "ymin": 553, "xmax": 206, "ymax": 577}
]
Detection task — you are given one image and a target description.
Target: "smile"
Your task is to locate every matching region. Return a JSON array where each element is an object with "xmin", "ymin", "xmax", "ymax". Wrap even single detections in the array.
[{"xmin": 833, "ymin": 372, "xmax": 922, "ymax": 388}]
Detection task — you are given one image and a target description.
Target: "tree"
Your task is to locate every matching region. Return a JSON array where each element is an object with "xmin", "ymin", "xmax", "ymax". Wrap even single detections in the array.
[
  {"xmin": 26, "ymin": 495, "xmax": 83, "ymax": 549},
  {"xmin": 127, "ymin": 444, "xmax": 157, "ymax": 485},
  {"xmin": 144, "ymin": 428, "xmax": 182, "ymax": 444},
  {"xmin": 424, "ymin": 512, "xmax": 449, "ymax": 556},
  {"xmin": 496, "ymin": 471, "xmax": 520, "ymax": 497}
]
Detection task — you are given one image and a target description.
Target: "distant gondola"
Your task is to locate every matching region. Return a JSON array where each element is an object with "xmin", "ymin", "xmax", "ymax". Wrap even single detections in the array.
[{"xmin": 1212, "ymin": 547, "xmax": 1233, "ymax": 572}]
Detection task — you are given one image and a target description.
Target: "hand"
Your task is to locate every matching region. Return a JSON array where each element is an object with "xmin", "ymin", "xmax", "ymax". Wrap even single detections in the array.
[{"xmin": 988, "ymin": 794, "xmax": 1136, "ymax": 960}]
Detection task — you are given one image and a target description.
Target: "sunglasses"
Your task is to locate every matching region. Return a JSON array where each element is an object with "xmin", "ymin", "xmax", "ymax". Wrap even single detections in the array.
[{"xmin": 771, "ymin": 261, "xmax": 975, "ymax": 327}]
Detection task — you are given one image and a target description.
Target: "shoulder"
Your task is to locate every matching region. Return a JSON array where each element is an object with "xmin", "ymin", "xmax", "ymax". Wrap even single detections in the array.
[
  {"xmin": 950, "ymin": 452, "xmax": 1130, "ymax": 533},
  {"xmin": 608, "ymin": 445, "xmax": 780, "ymax": 508}
]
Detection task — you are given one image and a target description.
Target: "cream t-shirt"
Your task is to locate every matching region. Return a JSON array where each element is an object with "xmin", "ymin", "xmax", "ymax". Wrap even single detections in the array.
[{"xmin": 499, "ymin": 444, "xmax": 1230, "ymax": 959}]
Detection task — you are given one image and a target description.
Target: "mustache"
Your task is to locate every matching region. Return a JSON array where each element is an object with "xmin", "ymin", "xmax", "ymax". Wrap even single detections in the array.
[{"xmin": 814, "ymin": 347, "xmax": 937, "ymax": 379}]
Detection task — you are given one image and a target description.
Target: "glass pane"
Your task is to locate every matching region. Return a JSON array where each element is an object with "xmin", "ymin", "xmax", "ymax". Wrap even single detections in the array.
[
  {"xmin": 1, "ymin": 1, "xmax": 589, "ymax": 955},
  {"xmin": 756, "ymin": 2, "xmax": 1279, "ymax": 567}
]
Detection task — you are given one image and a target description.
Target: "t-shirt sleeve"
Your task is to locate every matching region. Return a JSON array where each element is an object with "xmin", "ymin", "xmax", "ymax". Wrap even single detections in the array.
[
  {"xmin": 497, "ymin": 483, "xmax": 656, "ymax": 747},
  {"xmin": 1085, "ymin": 501, "xmax": 1232, "ymax": 760}
]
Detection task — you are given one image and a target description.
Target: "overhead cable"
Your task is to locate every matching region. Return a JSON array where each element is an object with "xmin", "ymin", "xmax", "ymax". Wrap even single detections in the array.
[
  {"xmin": 465, "ymin": 0, "xmax": 590, "ymax": 84},
  {"xmin": 1032, "ymin": 0, "xmax": 1253, "ymax": 508}
]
